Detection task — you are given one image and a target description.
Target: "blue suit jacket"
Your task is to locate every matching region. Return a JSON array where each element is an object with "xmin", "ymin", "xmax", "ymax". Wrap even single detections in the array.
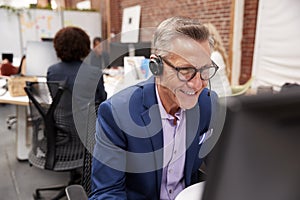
[{"xmin": 90, "ymin": 77, "xmax": 217, "ymax": 200}]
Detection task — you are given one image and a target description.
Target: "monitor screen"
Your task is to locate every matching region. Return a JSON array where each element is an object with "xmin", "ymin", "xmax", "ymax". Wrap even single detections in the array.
[
  {"xmin": 26, "ymin": 41, "xmax": 59, "ymax": 77},
  {"xmin": 41, "ymin": 37, "xmax": 54, "ymax": 42},
  {"xmin": 109, "ymin": 42, "xmax": 151, "ymax": 67},
  {"xmin": 2, "ymin": 53, "xmax": 13, "ymax": 63},
  {"xmin": 202, "ymin": 91, "xmax": 300, "ymax": 200},
  {"xmin": 109, "ymin": 42, "xmax": 129, "ymax": 67},
  {"xmin": 133, "ymin": 42, "xmax": 151, "ymax": 58}
]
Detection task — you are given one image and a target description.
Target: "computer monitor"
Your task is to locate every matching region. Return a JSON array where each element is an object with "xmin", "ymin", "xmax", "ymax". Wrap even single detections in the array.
[
  {"xmin": 109, "ymin": 42, "xmax": 151, "ymax": 67},
  {"xmin": 41, "ymin": 37, "xmax": 54, "ymax": 42},
  {"xmin": 202, "ymin": 91, "xmax": 300, "ymax": 200},
  {"xmin": 109, "ymin": 42, "xmax": 129, "ymax": 67},
  {"xmin": 133, "ymin": 42, "xmax": 151, "ymax": 58},
  {"xmin": 26, "ymin": 41, "xmax": 59, "ymax": 77},
  {"xmin": 2, "ymin": 53, "xmax": 13, "ymax": 63}
]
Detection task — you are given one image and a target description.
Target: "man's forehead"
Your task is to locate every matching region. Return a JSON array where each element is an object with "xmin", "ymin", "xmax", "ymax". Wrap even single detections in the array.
[{"xmin": 169, "ymin": 37, "xmax": 211, "ymax": 65}]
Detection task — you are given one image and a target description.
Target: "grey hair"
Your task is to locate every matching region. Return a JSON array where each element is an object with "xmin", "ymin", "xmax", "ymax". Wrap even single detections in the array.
[{"xmin": 152, "ymin": 16, "xmax": 211, "ymax": 57}]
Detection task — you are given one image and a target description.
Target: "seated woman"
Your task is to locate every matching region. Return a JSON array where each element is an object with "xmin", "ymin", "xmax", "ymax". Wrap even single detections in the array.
[
  {"xmin": 204, "ymin": 23, "xmax": 232, "ymax": 97},
  {"xmin": 0, "ymin": 59, "xmax": 19, "ymax": 76},
  {"xmin": 47, "ymin": 26, "xmax": 107, "ymax": 143}
]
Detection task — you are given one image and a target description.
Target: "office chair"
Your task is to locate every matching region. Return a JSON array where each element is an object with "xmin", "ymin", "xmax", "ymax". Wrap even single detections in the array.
[
  {"xmin": 230, "ymin": 77, "xmax": 253, "ymax": 96},
  {"xmin": 66, "ymin": 185, "xmax": 88, "ymax": 200},
  {"xmin": 6, "ymin": 115, "xmax": 17, "ymax": 129},
  {"xmin": 80, "ymin": 101, "xmax": 99, "ymax": 196},
  {"xmin": 65, "ymin": 101, "xmax": 99, "ymax": 200},
  {"xmin": 25, "ymin": 81, "xmax": 85, "ymax": 200}
]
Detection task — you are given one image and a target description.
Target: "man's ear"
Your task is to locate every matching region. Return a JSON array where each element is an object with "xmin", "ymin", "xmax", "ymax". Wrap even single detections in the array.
[{"xmin": 150, "ymin": 54, "xmax": 157, "ymax": 59}]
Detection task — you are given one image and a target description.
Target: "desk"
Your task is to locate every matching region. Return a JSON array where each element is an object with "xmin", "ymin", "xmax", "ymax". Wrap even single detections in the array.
[
  {"xmin": 0, "ymin": 92, "xmax": 30, "ymax": 160},
  {"xmin": 103, "ymin": 67, "xmax": 148, "ymax": 98}
]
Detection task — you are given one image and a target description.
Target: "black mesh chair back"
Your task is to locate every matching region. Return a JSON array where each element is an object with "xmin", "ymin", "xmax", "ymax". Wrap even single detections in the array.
[
  {"xmin": 25, "ymin": 81, "xmax": 85, "ymax": 199},
  {"xmin": 81, "ymin": 102, "xmax": 99, "ymax": 196}
]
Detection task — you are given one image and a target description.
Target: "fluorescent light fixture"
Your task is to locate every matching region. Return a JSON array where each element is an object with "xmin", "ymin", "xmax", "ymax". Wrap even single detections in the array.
[
  {"xmin": 51, "ymin": 0, "xmax": 57, "ymax": 9},
  {"xmin": 76, "ymin": 0, "xmax": 91, "ymax": 10},
  {"xmin": 0, "ymin": 0, "xmax": 37, "ymax": 8}
]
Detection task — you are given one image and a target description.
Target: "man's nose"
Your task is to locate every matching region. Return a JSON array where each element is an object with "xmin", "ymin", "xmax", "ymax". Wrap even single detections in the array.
[{"xmin": 186, "ymin": 72, "xmax": 206, "ymax": 89}]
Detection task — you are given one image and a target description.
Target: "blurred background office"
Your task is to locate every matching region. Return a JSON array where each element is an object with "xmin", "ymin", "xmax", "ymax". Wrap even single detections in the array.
[
  {"xmin": 0, "ymin": 0, "xmax": 300, "ymax": 199},
  {"xmin": 1, "ymin": 0, "xmax": 299, "ymax": 90},
  {"xmin": 89, "ymin": 36, "xmax": 110, "ymax": 69},
  {"xmin": 204, "ymin": 22, "xmax": 232, "ymax": 97}
]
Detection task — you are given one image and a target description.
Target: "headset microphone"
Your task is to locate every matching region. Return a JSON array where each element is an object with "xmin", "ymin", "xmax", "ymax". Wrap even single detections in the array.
[{"xmin": 207, "ymin": 79, "xmax": 211, "ymax": 96}]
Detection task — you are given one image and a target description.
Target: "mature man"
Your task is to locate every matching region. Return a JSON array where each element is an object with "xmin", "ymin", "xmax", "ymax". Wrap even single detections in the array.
[{"xmin": 90, "ymin": 16, "xmax": 220, "ymax": 200}]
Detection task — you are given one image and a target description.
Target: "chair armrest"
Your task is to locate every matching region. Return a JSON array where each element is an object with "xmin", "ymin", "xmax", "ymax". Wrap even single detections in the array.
[
  {"xmin": 65, "ymin": 185, "xmax": 88, "ymax": 200},
  {"xmin": 230, "ymin": 77, "xmax": 253, "ymax": 96}
]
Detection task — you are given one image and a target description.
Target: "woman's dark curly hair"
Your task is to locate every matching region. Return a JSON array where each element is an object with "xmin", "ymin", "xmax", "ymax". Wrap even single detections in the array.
[{"xmin": 54, "ymin": 26, "xmax": 91, "ymax": 62}]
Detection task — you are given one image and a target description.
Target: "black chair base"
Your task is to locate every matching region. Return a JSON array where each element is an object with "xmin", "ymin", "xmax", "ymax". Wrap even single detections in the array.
[
  {"xmin": 33, "ymin": 185, "xmax": 65, "ymax": 200},
  {"xmin": 6, "ymin": 115, "xmax": 17, "ymax": 130},
  {"xmin": 6, "ymin": 115, "xmax": 32, "ymax": 130},
  {"xmin": 32, "ymin": 170, "xmax": 81, "ymax": 200}
]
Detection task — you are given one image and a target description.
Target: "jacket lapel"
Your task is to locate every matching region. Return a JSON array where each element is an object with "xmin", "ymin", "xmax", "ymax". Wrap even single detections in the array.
[
  {"xmin": 184, "ymin": 105, "xmax": 201, "ymax": 185},
  {"xmin": 139, "ymin": 77, "xmax": 164, "ymax": 195}
]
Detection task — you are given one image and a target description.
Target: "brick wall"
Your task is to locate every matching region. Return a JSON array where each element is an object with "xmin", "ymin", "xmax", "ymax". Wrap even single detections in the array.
[
  {"xmin": 116, "ymin": 0, "xmax": 232, "ymax": 51},
  {"xmin": 240, "ymin": 0, "xmax": 259, "ymax": 84},
  {"xmin": 70, "ymin": 0, "xmax": 258, "ymax": 84},
  {"xmin": 110, "ymin": 0, "xmax": 122, "ymax": 37},
  {"xmin": 64, "ymin": 0, "xmax": 82, "ymax": 8}
]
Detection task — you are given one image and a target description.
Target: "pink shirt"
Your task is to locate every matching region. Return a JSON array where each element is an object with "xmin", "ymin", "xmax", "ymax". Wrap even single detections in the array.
[{"xmin": 156, "ymin": 87, "xmax": 186, "ymax": 200}]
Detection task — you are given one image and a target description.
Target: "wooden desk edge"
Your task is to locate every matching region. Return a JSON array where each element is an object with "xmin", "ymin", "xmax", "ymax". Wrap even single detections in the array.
[{"xmin": 0, "ymin": 94, "xmax": 29, "ymax": 106}]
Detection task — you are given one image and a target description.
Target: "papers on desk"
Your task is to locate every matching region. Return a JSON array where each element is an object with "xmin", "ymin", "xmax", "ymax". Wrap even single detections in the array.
[
  {"xmin": 104, "ymin": 70, "xmax": 124, "ymax": 99},
  {"xmin": 175, "ymin": 182, "xmax": 205, "ymax": 200},
  {"xmin": 124, "ymin": 56, "xmax": 150, "ymax": 82},
  {"xmin": 104, "ymin": 57, "xmax": 151, "ymax": 98}
]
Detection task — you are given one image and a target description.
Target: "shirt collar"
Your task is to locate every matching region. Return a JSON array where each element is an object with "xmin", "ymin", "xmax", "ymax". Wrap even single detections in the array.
[{"xmin": 155, "ymin": 85, "xmax": 184, "ymax": 121}]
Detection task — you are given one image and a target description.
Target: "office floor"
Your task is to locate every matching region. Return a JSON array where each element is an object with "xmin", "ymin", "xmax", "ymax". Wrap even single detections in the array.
[{"xmin": 0, "ymin": 104, "xmax": 69, "ymax": 200}]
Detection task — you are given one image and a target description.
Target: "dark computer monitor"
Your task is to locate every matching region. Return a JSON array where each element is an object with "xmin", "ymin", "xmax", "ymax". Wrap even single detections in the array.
[
  {"xmin": 109, "ymin": 42, "xmax": 129, "ymax": 67},
  {"xmin": 2, "ymin": 53, "xmax": 13, "ymax": 63},
  {"xmin": 26, "ymin": 41, "xmax": 59, "ymax": 77},
  {"xmin": 109, "ymin": 42, "xmax": 151, "ymax": 67},
  {"xmin": 133, "ymin": 42, "xmax": 151, "ymax": 58},
  {"xmin": 202, "ymin": 91, "xmax": 300, "ymax": 200},
  {"xmin": 41, "ymin": 37, "xmax": 54, "ymax": 42}
]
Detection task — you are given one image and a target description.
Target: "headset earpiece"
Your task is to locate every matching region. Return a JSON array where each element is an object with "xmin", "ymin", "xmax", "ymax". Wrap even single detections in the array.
[{"xmin": 149, "ymin": 56, "xmax": 163, "ymax": 76}]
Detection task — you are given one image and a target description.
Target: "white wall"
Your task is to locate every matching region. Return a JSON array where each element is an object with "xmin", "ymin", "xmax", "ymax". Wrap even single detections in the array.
[
  {"xmin": 0, "ymin": 9, "xmax": 22, "ymax": 60},
  {"xmin": 0, "ymin": 8, "xmax": 101, "ymax": 61},
  {"xmin": 63, "ymin": 10, "xmax": 101, "ymax": 44},
  {"xmin": 252, "ymin": 0, "xmax": 300, "ymax": 91}
]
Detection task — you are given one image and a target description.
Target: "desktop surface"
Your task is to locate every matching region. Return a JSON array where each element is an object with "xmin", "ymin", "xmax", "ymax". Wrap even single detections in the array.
[
  {"xmin": 202, "ymin": 91, "xmax": 300, "ymax": 200},
  {"xmin": 0, "ymin": 91, "xmax": 29, "ymax": 106}
]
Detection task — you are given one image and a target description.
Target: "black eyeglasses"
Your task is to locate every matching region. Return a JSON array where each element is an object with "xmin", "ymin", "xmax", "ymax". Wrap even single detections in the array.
[{"xmin": 161, "ymin": 57, "xmax": 219, "ymax": 82}]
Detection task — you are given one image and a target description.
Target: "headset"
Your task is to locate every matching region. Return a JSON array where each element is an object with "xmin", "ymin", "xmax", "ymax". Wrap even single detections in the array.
[{"xmin": 149, "ymin": 55, "xmax": 164, "ymax": 76}]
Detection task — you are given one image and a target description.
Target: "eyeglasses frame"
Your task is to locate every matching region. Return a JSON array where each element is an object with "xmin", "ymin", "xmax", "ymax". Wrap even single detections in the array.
[{"xmin": 161, "ymin": 56, "xmax": 219, "ymax": 82}]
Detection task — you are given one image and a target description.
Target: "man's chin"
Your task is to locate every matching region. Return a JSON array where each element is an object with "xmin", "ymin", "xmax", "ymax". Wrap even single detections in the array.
[{"xmin": 179, "ymin": 100, "xmax": 198, "ymax": 110}]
